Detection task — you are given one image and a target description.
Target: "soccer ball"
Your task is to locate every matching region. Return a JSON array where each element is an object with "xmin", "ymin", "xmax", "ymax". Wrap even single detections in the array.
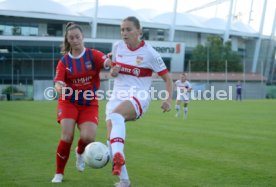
[{"xmin": 83, "ymin": 142, "xmax": 110, "ymax": 169}]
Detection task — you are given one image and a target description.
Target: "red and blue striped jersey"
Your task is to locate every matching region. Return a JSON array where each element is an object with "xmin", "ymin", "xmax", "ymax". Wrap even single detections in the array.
[{"xmin": 54, "ymin": 48, "xmax": 107, "ymax": 106}]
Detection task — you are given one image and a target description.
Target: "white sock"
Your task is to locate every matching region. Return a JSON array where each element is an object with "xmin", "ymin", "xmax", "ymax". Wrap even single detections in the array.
[
  {"xmin": 106, "ymin": 140, "xmax": 112, "ymax": 160},
  {"xmin": 110, "ymin": 113, "xmax": 125, "ymax": 157},
  {"xmin": 175, "ymin": 105, "xmax": 180, "ymax": 115},
  {"xmin": 120, "ymin": 165, "xmax": 129, "ymax": 180},
  {"xmin": 184, "ymin": 107, "xmax": 188, "ymax": 115},
  {"xmin": 109, "ymin": 113, "xmax": 129, "ymax": 180}
]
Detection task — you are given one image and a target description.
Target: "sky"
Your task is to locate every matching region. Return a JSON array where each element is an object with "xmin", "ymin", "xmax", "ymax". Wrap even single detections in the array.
[{"xmin": 52, "ymin": 0, "xmax": 276, "ymax": 36}]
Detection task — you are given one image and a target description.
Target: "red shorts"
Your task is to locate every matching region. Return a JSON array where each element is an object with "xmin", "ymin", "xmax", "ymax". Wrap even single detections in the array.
[{"xmin": 57, "ymin": 100, "xmax": 99, "ymax": 125}]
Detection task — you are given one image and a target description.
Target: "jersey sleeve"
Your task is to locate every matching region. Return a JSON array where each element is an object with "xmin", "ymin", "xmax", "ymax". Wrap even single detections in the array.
[
  {"xmin": 148, "ymin": 46, "xmax": 168, "ymax": 76},
  {"xmin": 111, "ymin": 41, "xmax": 119, "ymax": 64},
  {"xmin": 54, "ymin": 60, "xmax": 66, "ymax": 82},
  {"xmin": 187, "ymin": 81, "xmax": 192, "ymax": 89},
  {"xmin": 174, "ymin": 80, "xmax": 179, "ymax": 87},
  {"xmin": 91, "ymin": 49, "xmax": 108, "ymax": 71}
]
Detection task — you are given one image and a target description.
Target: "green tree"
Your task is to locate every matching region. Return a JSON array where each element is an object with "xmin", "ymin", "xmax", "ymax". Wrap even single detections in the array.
[{"xmin": 191, "ymin": 36, "xmax": 242, "ymax": 72}]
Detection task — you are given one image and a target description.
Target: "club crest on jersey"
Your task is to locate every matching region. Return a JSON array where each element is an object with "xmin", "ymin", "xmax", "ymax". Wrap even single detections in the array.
[
  {"xmin": 132, "ymin": 68, "xmax": 140, "ymax": 76},
  {"xmin": 136, "ymin": 56, "xmax": 143, "ymax": 64},
  {"xmin": 85, "ymin": 61, "xmax": 92, "ymax": 70}
]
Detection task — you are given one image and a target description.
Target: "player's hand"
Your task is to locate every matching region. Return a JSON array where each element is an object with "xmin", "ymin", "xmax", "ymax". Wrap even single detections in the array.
[
  {"xmin": 107, "ymin": 52, "xmax": 112, "ymax": 59},
  {"xmin": 55, "ymin": 81, "xmax": 66, "ymax": 95},
  {"xmin": 110, "ymin": 64, "xmax": 121, "ymax": 77},
  {"xmin": 161, "ymin": 100, "xmax": 171, "ymax": 112}
]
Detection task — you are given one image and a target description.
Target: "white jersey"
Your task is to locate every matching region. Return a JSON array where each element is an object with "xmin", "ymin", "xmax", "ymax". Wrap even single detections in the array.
[
  {"xmin": 111, "ymin": 40, "xmax": 168, "ymax": 100},
  {"xmin": 175, "ymin": 80, "xmax": 192, "ymax": 101}
]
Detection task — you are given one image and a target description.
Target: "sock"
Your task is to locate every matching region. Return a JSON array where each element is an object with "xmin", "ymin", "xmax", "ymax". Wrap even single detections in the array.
[
  {"xmin": 184, "ymin": 107, "xmax": 188, "ymax": 116},
  {"xmin": 120, "ymin": 165, "xmax": 129, "ymax": 180},
  {"xmin": 175, "ymin": 105, "xmax": 180, "ymax": 115},
  {"xmin": 56, "ymin": 139, "xmax": 72, "ymax": 174},
  {"xmin": 106, "ymin": 140, "xmax": 112, "ymax": 159},
  {"xmin": 110, "ymin": 113, "xmax": 128, "ymax": 180},
  {"xmin": 110, "ymin": 113, "xmax": 125, "ymax": 156},
  {"xmin": 77, "ymin": 139, "xmax": 88, "ymax": 155}
]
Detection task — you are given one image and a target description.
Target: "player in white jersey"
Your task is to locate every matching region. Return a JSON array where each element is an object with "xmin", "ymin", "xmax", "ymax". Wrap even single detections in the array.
[
  {"xmin": 105, "ymin": 16, "xmax": 173, "ymax": 187},
  {"xmin": 175, "ymin": 73, "xmax": 192, "ymax": 118}
]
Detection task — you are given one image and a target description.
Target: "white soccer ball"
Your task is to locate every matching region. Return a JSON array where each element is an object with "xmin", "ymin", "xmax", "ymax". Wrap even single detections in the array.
[{"xmin": 83, "ymin": 142, "xmax": 110, "ymax": 169}]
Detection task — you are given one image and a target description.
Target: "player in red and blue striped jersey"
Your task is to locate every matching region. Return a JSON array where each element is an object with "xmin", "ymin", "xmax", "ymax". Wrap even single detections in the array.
[{"xmin": 51, "ymin": 22, "xmax": 111, "ymax": 183}]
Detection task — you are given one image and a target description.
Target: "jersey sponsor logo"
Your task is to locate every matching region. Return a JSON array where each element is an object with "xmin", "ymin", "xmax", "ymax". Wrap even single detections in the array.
[
  {"xmin": 85, "ymin": 61, "xmax": 92, "ymax": 70},
  {"xmin": 72, "ymin": 76, "xmax": 93, "ymax": 85},
  {"xmin": 120, "ymin": 66, "xmax": 132, "ymax": 74},
  {"xmin": 115, "ymin": 62, "xmax": 152, "ymax": 77}
]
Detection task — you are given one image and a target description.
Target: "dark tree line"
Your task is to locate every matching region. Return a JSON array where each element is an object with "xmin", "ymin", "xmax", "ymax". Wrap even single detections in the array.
[{"xmin": 191, "ymin": 36, "xmax": 242, "ymax": 72}]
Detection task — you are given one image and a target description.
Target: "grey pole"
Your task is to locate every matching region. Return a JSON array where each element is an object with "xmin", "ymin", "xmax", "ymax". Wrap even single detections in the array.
[
  {"xmin": 251, "ymin": 0, "xmax": 267, "ymax": 73},
  {"xmin": 169, "ymin": 0, "xmax": 178, "ymax": 42},
  {"xmin": 248, "ymin": 0, "xmax": 254, "ymax": 25},
  {"xmin": 265, "ymin": 11, "xmax": 276, "ymax": 81},
  {"xmin": 223, "ymin": 0, "xmax": 234, "ymax": 44},
  {"xmin": 92, "ymin": 0, "xmax": 99, "ymax": 39}
]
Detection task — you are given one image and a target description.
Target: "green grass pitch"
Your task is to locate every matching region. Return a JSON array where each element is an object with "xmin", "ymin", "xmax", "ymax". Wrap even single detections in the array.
[{"xmin": 0, "ymin": 100, "xmax": 275, "ymax": 187}]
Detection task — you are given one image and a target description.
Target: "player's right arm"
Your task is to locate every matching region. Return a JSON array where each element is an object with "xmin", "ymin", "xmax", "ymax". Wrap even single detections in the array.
[
  {"xmin": 109, "ymin": 42, "xmax": 121, "ymax": 77},
  {"xmin": 54, "ymin": 60, "xmax": 66, "ymax": 95},
  {"xmin": 174, "ymin": 80, "xmax": 178, "ymax": 91}
]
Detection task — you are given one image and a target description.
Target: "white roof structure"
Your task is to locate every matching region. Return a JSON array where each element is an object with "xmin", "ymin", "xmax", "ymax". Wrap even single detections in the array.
[
  {"xmin": 0, "ymin": 0, "xmax": 258, "ymax": 36},
  {"xmin": 232, "ymin": 21, "xmax": 257, "ymax": 34},
  {"xmin": 152, "ymin": 12, "xmax": 205, "ymax": 28},
  {"xmin": 81, "ymin": 5, "xmax": 148, "ymax": 22},
  {"xmin": 0, "ymin": 0, "xmax": 91, "ymax": 22},
  {"xmin": 0, "ymin": 0, "xmax": 77, "ymax": 16},
  {"xmin": 203, "ymin": 17, "xmax": 227, "ymax": 30},
  {"xmin": 136, "ymin": 8, "xmax": 162, "ymax": 20},
  {"xmin": 203, "ymin": 17, "xmax": 257, "ymax": 36}
]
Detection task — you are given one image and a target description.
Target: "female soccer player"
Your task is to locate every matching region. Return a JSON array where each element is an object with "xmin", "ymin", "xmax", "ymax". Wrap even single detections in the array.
[
  {"xmin": 106, "ymin": 16, "xmax": 173, "ymax": 187},
  {"xmin": 51, "ymin": 22, "xmax": 110, "ymax": 183},
  {"xmin": 174, "ymin": 73, "xmax": 192, "ymax": 118}
]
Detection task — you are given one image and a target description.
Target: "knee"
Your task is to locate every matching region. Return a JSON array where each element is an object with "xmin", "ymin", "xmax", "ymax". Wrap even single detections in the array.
[
  {"xmin": 61, "ymin": 134, "xmax": 74, "ymax": 143},
  {"xmin": 81, "ymin": 135, "xmax": 95, "ymax": 143},
  {"xmin": 110, "ymin": 113, "xmax": 125, "ymax": 125}
]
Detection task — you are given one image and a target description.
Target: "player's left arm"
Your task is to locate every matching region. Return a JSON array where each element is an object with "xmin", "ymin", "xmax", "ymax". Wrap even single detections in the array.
[
  {"xmin": 149, "ymin": 47, "xmax": 173, "ymax": 112},
  {"xmin": 91, "ymin": 49, "xmax": 111, "ymax": 70},
  {"xmin": 187, "ymin": 82, "xmax": 192, "ymax": 92},
  {"xmin": 160, "ymin": 72, "xmax": 173, "ymax": 112}
]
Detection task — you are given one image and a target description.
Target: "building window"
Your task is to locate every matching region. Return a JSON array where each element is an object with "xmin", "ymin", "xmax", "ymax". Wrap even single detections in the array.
[
  {"xmin": 47, "ymin": 23, "xmax": 62, "ymax": 36},
  {"xmin": 12, "ymin": 26, "xmax": 21, "ymax": 35},
  {"xmin": 142, "ymin": 28, "xmax": 149, "ymax": 40},
  {"xmin": 156, "ymin": 29, "xmax": 165, "ymax": 41}
]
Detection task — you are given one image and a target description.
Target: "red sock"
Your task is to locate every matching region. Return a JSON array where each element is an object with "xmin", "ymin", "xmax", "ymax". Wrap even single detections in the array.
[
  {"xmin": 55, "ymin": 139, "xmax": 72, "ymax": 174},
  {"xmin": 77, "ymin": 139, "xmax": 89, "ymax": 155}
]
